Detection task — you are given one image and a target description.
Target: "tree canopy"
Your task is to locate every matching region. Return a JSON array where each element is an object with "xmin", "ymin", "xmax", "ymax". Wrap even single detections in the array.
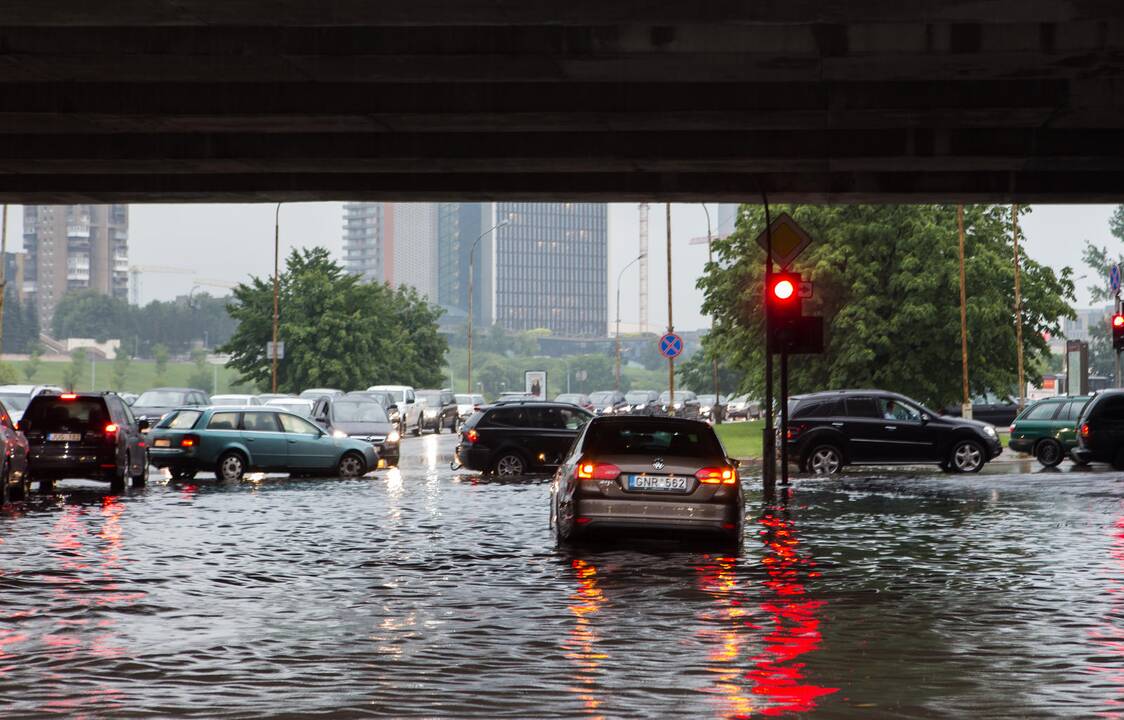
[
  {"xmin": 221, "ymin": 247, "xmax": 447, "ymax": 392},
  {"xmin": 699, "ymin": 204, "xmax": 1075, "ymax": 408}
]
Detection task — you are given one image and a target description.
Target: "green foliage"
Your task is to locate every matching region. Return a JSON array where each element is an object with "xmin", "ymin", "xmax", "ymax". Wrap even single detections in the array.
[
  {"xmin": 52, "ymin": 290, "xmax": 130, "ymax": 343},
  {"xmin": 62, "ymin": 348, "xmax": 86, "ymax": 391},
  {"xmin": 0, "ymin": 361, "xmax": 18, "ymax": 386},
  {"xmin": 152, "ymin": 344, "xmax": 170, "ymax": 384},
  {"xmin": 676, "ymin": 331, "xmax": 746, "ymax": 395},
  {"xmin": 1080, "ymin": 205, "xmax": 1124, "ymax": 375},
  {"xmin": 187, "ymin": 348, "xmax": 212, "ymax": 391},
  {"xmin": 1, "ymin": 291, "xmax": 39, "ymax": 353},
  {"xmin": 23, "ymin": 343, "xmax": 42, "ymax": 382},
  {"xmin": 700, "ymin": 204, "xmax": 1075, "ymax": 409},
  {"xmin": 111, "ymin": 348, "xmax": 132, "ymax": 389},
  {"xmin": 221, "ymin": 247, "xmax": 448, "ymax": 393}
]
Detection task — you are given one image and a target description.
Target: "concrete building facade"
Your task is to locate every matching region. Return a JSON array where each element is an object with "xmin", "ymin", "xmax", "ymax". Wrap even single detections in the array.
[{"xmin": 342, "ymin": 202, "xmax": 385, "ymax": 282}]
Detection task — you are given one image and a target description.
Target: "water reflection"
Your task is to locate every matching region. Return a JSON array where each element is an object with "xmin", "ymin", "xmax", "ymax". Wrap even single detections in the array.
[
  {"xmin": 694, "ymin": 554, "xmax": 754, "ymax": 719},
  {"xmin": 1092, "ymin": 514, "xmax": 1124, "ymax": 717},
  {"xmin": 564, "ymin": 557, "xmax": 607, "ymax": 718}
]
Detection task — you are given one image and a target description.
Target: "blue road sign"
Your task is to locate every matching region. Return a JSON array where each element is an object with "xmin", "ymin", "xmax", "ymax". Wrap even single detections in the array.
[
  {"xmin": 659, "ymin": 332, "xmax": 684, "ymax": 359},
  {"xmin": 1112, "ymin": 264, "xmax": 1121, "ymax": 294}
]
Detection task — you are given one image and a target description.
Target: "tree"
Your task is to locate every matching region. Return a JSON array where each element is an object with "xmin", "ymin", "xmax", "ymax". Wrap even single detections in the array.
[
  {"xmin": 62, "ymin": 348, "xmax": 86, "ymax": 391},
  {"xmin": 52, "ymin": 290, "xmax": 131, "ymax": 342},
  {"xmin": 0, "ymin": 362, "xmax": 18, "ymax": 385},
  {"xmin": 152, "ymin": 343, "xmax": 170, "ymax": 384},
  {"xmin": 221, "ymin": 247, "xmax": 448, "ymax": 393},
  {"xmin": 676, "ymin": 332, "xmax": 746, "ymax": 396},
  {"xmin": 112, "ymin": 348, "xmax": 132, "ymax": 390},
  {"xmin": 23, "ymin": 343, "xmax": 42, "ymax": 382},
  {"xmin": 1080, "ymin": 205, "xmax": 1124, "ymax": 376},
  {"xmin": 699, "ymin": 204, "xmax": 1075, "ymax": 409}
]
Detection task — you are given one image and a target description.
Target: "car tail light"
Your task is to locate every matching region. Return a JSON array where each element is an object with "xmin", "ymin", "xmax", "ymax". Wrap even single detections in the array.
[
  {"xmin": 104, "ymin": 423, "xmax": 118, "ymax": 434},
  {"xmin": 1080, "ymin": 423, "xmax": 1091, "ymax": 439},
  {"xmin": 785, "ymin": 423, "xmax": 808, "ymax": 440},
  {"xmin": 463, "ymin": 429, "xmax": 479, "ymax": 444},
  {"xmin": 576, "ymin": 461, "xmax": 621, "ymax": 480},
  {"xmin": 60, "ymin": 393, "xmax": 77, "ymax": 400},
  {"xmin": 696, "ymin": 466, "xmax": 737, "ymax": 485},
  {"xmin": 181, "ymin": 434, "xmax": 200, "ymax": 448}
]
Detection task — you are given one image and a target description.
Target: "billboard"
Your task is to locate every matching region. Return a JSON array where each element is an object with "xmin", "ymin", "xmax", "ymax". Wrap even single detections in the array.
[{"xmin": 525, "ymin": 371, "xmax": 547, "ymax": 400}]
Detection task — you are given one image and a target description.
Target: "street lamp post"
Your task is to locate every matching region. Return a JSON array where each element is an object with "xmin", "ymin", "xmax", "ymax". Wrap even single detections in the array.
[
  {"xmin": 615, "ymin": 254, "xmax": 643, "ymax": 391},
  {"xmin": 701, "ymin": 204, "xmax": 720, "ymax": 422},
  {"xmin": 467, "ymin": 218, "xmax": 510, "ymax": 395},
  {"xmin": 272, "ymin": 202, "xmax": 281, "ymax": 393}
]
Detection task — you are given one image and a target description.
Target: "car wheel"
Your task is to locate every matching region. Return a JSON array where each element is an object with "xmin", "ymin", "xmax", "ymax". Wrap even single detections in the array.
[
  {"xmin": 950, "ymin": 439, "xmax": 985, "ymax": 473},
  {"xmin": 9, "ymin": 464, "xmax": 28, "ymax": 502},
  {"xmin": 806, "ymin": 445, "xmax": 843, "ymax": 475},
  {"xmin": 0, "ymin": 462, "xmax": 8, "ymax": 505},
  {"xmin": 131, "ymin": 450, "xmax": 150, "ymax": 487},
  {"xmin": 217, "ymin": 451, "xmax": 246, "ymax": 482},
  {"xmin": 109, "ymin": 466, "xmax": 127, "ymax": 493},
  {"xmin": 493, "ymin": 452, "xmax": 527, "ymax": 477},
  {"xmin": 412, "ymin": 422, "xmax": 421, "ymax": 437},
  {"xmin": 337, "ymin": 452, "xmax": 367, "ymax": 478},
  {"xmin": 1035, "ymin": 439, "xmax": 1064, "ymax": 468}
]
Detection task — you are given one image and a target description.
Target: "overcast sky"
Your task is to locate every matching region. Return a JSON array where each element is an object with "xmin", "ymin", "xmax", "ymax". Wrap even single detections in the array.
[{"xmin": 4, "ymin": 202, "xmax": 1117, "ymax": 332}]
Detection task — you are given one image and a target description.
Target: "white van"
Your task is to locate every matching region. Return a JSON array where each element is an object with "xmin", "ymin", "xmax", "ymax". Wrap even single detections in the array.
[{"xmin": 366, "ymin": 385, "xmax": 422, "ymax": 435}]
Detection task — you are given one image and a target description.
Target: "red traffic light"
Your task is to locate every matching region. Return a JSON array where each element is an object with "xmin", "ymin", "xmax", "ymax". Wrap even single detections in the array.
[
  {"xmin": 1113, "ymin": 314, "xmax": 1124, "ymax": 328},
  {"xmin": 772, "ymin": 278, "xmax": 796, "ymax": 300}
]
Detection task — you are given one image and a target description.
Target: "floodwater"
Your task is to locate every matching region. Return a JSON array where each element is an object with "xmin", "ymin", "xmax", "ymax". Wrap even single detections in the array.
[{"xmin": 1, "ymin": 433, "xmax": 1122, "ymax": 718}]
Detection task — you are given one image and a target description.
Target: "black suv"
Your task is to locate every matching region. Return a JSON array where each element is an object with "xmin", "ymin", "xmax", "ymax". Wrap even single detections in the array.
[
  {"xmin": 416, "ymin": 389, "xmax": 459, "ymax": 433},
  {"xmin": 22, "ymin": 391, "xmax": 150, "ymax": 492},
  {"xmin": 786, "ymin": 390, "xmax": 1003, "ymax": 474},
  {"xmin": 455, "ymin": 401, "xmax": 594, "ymax": 475},
  {"xmin": 1072, "ymin": 390, "xmax": 1124, "ymax": 468}
]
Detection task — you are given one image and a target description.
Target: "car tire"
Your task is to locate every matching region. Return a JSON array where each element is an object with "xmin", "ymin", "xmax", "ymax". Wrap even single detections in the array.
[
  {"xmin": 1035, "ymin": 439, "xmax": 1064, "ymax": 468},
  {"xmin": 9, "ymin": 463, "xmax": 28, "ymax": 502},
  {"xmin": 109, "ymin": 466, "xmax": 127, "ymax": 493},
  {"xmin": 412, "ymin": 423, "xmax": 421, "ymax": 437},
  {"xmin": 0, "ymin": 462, "xmax": 8, "ymax": 505},
  {"xmin": 806, "ymin": 444, "xmax": 843, "ymax": 475},
  {"xmin": 493, "ymin": 451, "xmax": 527, "ymax": 477},
  {"xmin": 337, "ymin": 451, "xmax": 367, "ymax": 478},
  {"xmin": 131, "ymin": 450, "xmax": 150, "ymax": 487},
  {"xmin": 217, "ymin": 451, "xmax": 247, "ymax": 482},
  {"xmin": 950, "ymin": 439, "xmax": 985, "ymax": 473}
]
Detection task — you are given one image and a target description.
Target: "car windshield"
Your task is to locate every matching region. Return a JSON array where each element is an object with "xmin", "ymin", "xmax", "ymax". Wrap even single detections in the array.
[
  {"xmin": 136, "ymin": 390, "xmax": 189, "ymax": 406},
  {"xmin": 0, "ymin": 393, "xmax": 31, "ymax": 412},
  {"xmin": 589, "ymin": 391, "xmax": 615, "ymax": 403},
  {"xmin": 625, "ymin": 392, "xmax": 652, "ymax": 403},
  {"xmin": 415, "ymin": 391, "xmax": 441, "ymax": 403},
  {"xmin": 584, "ymin": 422, "xmax": 724, "ymax": 458},
  {"xmin": 455, "ymin": 395, "xmax": 473, "ymax": 404},
  {"xmin": 331, "ymin": 401, "xmax": 388, "ymax": 423}
]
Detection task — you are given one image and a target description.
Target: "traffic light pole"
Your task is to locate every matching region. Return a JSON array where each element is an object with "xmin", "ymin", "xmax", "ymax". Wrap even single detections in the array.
[
  {"xmin": 761, "ymin": 193, "xmax": 775, "ymax": 495},
  {"xmin": 779, "ymin": 347, "xmax": 789, "ymax": 486}
]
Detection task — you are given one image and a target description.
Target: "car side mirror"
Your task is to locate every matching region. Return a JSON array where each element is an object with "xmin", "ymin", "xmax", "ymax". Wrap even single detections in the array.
[
  {"xmin": 138, "ymin": 419, "xmax": 150, "ymax": 432},
  {"xmin": 920, "ymin": 413, "xmax": 931, "ymax": 424},
  {"xmin": 729, "ymin": 458, "xmax": 741, "ymax": 468}
]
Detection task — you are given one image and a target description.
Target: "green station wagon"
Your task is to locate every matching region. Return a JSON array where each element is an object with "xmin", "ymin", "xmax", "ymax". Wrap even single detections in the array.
[
  {"xmin": 148, "ymin": 406, "xmax": 379, "ymax": 481},
  {"xmin": 1008, "ymin": 395, "xmax": 1091, "ymax": 467}
]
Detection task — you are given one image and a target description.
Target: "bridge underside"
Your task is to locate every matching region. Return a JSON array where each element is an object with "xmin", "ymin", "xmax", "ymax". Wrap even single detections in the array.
[{"xmin": 3, "ymin": 2, "xmax": 1124, "ymax": 203}]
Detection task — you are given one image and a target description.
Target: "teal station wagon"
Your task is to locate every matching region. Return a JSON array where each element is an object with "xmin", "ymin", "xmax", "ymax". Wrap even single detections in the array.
[
  {"xmin": 148, "ymin": 406, "xmax": 379, "ymax": 481},
  {"xmin": 1008, "ymin": 395, "xmax": 1091, "ymax": 467}
]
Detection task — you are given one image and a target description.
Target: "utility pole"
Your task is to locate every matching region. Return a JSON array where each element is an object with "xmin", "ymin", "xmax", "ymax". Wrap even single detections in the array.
[
  {"xmin": 272, "ymin": 203, "xmax": 281, "ymax": 393},
  {"xmin": 666, "ymin": 203, "xmax": 674, "ymax": 414},
  {"xmin": 1012, "ymin": 204, "xmax": 1026, "ymax": 409},
  {"xmin": 762, "ymin": 193, "xmax": 776, "ymax": 493},
  {"xmin": 615, "ymin": 254, "xmax": 642, "ymax": 391},
  {"xmin": 958, "ymin": 205, "xmax": 971, "ymax": 419}
]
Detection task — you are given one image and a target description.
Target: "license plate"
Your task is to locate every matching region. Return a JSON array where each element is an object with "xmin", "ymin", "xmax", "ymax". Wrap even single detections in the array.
[
  {"xmin": 627, "ymin": 474, "xmax": 689, "ymax": 493},
  {"xmin": 153, "ymin": 438, "xmax": 171, "ymax": 447},
  {"xmin": 47, "ymin": 433, "xmax": 81, "ymax": 442}
]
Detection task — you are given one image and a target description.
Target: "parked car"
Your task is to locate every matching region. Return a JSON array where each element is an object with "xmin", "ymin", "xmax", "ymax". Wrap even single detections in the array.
[
  {"xmin": 210, "ymin": 394, "xmax": 262, "ymax": 406},
  {"xmin": 697, "ymin": 394, "xmax": 728, "ymax": 422},
  {"xmin": 256, "ymin": 393, "xmax": 294, "ymax": 403},
  {"xmin": 132, "ymin": 387, "xmax": 211, "ymax": 429},
  {"xmin": 554, "ymin": 393, "xmax": 594, "ymax": 412},
  {"xmin": 455, "ymin": 401, "xmax": 594, "ymax": 476},
  {"xmin": 119, "ymin": 392, "xmax": 139, "ymax": 406},
  {"xmin": 22, "ymin": 391, "xmax": 149, "ymax": 492},
  {"xmin": 726, "ymin": 394, "xmax": 762, "ymax": 421},
  {"xmin": 1008, "ymin": 395, "xmax": 1091, "ymax": 467},
  {"xmin": 942, "ymin": 393, "xmax": 1020, "ymax": 428},
  {"xmin": 147, "ymin": 406, "xmax": 378, "ymax": 482},
  {"xmin": 785, "ymin": 389, "xmax": 1003, "ymax": 474},
  {"xmin": 660, "ymin": 390, "xmax": 701, "ymax": 419},
  {"xmin": 550, "ymin": 416, "xmax": 743, "ymax": 549},
  {"xmin": 310, "ymin": 395, "xmax": 400, "ymax": 467},
  {"xmin": 368, "ymin": 385, "xmax": 422, "ymax": 436},
  {"xmin": 416, "ymin": 389, "xmax": 459, "ymax": 433},
  {"xmin": 0, "ymin": 400, "xmax": 29, "ymax": 503},
  {"xmin": 0, "ymin": 384, "xmax": 65, "ymax": 424},
  {"xmin": 624, "ymin": 390, "xmax": 661, "ymax": 416},
  {"xmin": 456, "ymin": 393, "xmax": 486, "ymax": 421},
  {"xmin": 1072, "ymin": 390, "xmax": 1124, "ymax": 468},
  {"xmin": 264, "ymin": 397, "xmax": 314, "ymax": 417},
  {"xmin": 347, "ymin": 391, "xmax": 403, "ymax": 434},
  {"xmin": 299, "ymin": 388, "xmax": 345, "ymax": 400},
  {"xmin": 589, "ymin": 390, "xmax": 628, "ymax": 415},
  {"xmin": 497, "ymin": 391, "xmax": 536, "ymax": 402}
]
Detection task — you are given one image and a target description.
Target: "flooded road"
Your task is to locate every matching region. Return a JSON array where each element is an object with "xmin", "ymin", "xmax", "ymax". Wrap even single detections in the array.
[{"xmin": 1, "ymin": 432, "xmax": 1122, "ymax": 718}]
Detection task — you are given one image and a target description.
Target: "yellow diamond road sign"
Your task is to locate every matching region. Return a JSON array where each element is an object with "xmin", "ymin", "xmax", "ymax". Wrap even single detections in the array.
[{"xmin": 755, "ymin": 212, "xmax": 813, "ymax": 269}]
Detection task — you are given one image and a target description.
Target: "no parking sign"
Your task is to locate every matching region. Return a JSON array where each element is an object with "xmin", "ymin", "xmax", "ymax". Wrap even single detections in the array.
[{"xmin": 658, "ymin": 333, "xmax": 683, "ymax": 359}]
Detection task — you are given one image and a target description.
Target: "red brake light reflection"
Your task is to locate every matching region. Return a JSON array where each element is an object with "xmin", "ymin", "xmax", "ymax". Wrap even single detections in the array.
[
  {"xmin": 1080, "ymin": 423, "xmax": 1091, "ymax": 438},
  {"xmin": 577, "ymin": 462, "xmax": 621, "ymax": 480},
  {"xmin": 696, "ymin": 466, "xmax": 737, "ymax": 484}
]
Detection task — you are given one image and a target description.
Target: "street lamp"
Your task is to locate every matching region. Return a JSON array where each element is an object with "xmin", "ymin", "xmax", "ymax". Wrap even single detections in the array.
[
  {"xmin": 466, "ymin": 217, "xmax": 510, "ymax": 395},
  {"xmin": 615, "ymin": 254, "xmax": 644, "ymax": 391},
  {"xmin": 701, "ymin": 203, "xmax": 721, "ymax": 422}
]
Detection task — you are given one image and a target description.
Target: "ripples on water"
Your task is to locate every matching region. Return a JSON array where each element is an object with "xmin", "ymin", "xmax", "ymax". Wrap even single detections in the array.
[{"xmin": 0, "ymin": 436, "xmax": 1122, "ymax": 718}]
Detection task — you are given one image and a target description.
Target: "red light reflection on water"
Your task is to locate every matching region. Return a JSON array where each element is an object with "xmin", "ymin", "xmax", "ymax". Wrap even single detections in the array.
[
  {"xmin": 751, "ymin": 501, "xmax": 838, "ymax": 716},
  {"xmin": 1092, "ymin": 516, "xmax": 1124, "ymax": 718},
  {"xmin": 694, "ymin": 554, "xmax": 755, "ymax": 719},
  {"xmin": 564, "ymin": 558, "xmax": 607, "ymax": 718}
]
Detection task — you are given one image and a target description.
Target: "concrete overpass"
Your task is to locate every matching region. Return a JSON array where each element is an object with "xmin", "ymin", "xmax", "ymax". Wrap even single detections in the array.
[{"xmin": 2, "ymin": 1, "xmax": 1124, "ymax": 203}]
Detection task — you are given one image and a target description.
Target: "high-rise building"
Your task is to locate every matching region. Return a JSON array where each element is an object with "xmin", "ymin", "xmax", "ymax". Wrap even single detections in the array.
[
  {"xmin": 23, "ymin": 204, "xmax": 128, "ymax": 327},
  {"xmin": 390, "ymin": 203, "xmax": 439, "ymax": 301},
  {"xmin": 342, "ymin": 202, "xmax": 385, "ymax": 282},
  {"xmin": 437, "ymin": 202, "xmax": 493, "ymax": 327},
  {"xmin": 494, "ymin": 202, "xmax": 608, "ymax": 337}
]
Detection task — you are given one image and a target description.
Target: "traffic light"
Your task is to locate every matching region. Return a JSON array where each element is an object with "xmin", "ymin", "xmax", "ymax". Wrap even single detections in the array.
[
  {"xmin": 766, "ymin": 272, "xmax": 823, "ymax": 354},
  {"xmin": 766, "ymin": 273, "xmax": 802, "ymax": 322},
  {"xmin": 1113, "ymin": 313, "xmax": 1124, "ymax": 351}
]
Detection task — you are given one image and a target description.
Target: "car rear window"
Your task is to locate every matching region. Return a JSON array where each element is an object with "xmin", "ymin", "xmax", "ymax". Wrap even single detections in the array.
[
  {"xmin": 583, "ymin": 422, "xmax": 723, "ymax": 458},
  {"xmin": 22, "ymin": 398, "xmax": 110, "ymax": 432},
  {"xmin": 1021, "ymin": 402, "xmax": 1060, "ymax": 421},
  {"xmin": 158, "ymin": 410, "xmax": 202, "ymax": 429},
  {"xmin": 1062, "ymin": 400, "xmax": 1089, "ymax": 421}
]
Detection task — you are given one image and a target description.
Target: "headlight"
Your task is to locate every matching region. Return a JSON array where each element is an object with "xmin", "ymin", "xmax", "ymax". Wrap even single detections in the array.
[
  {"xmin": 386, "ymin": 429, "xmax": 400, "ymax": 444},
  {"xmin": 983, "ymin": 426, "xmax": 997, "ymax": 437},
  {"xmin": 674, "ymin": 402, "xmax": 683, "ymax": 409},
  {"xmin": 332, "ymin": 429, "xmax": 348, "ymax": 439}
]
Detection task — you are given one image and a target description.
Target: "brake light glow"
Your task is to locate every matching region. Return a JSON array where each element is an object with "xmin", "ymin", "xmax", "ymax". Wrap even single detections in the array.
[
  {"xmin": 464, "ymin": 429, "xmax": 479, "ymax": 444},
  {"xmin": 1080, "ymin": 423, "xmax": 1091, "ymax": 439},
  {"xmin": 786, "ymin": 423, "xmax": 808, "ymax": 440},
  {"xmin": 104, "ymin": 423, "xmax": 118, "ymax": 434},
  {"xmin": 577, "ymin": 461, "xmax": 621, "ymax": 480},
  {"xmin": 696, "ymin": 466, "xmax": 737, "ymax": 485},
  {"xmin": 181, "ymin": 434, "xmax": 199, "ymax": 448},
  {"xmin": 60, "ymin": 393, "xmax": 77, "ymax": 400}
]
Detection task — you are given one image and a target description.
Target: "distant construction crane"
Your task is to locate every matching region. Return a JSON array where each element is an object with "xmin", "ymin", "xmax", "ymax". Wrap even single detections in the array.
[
  {"xmin": 638, "ymin": 203, "xmax": 649, "ymax": 334},
  {"xmin": 129, "ymin": 265, "xmax": 236, "ymax": 305}
]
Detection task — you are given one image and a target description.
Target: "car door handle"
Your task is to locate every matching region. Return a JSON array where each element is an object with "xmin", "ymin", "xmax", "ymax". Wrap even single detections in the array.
[
  {"xmin": 884, "ymin": 425, "xmax": 897, "ymax": 430},
  {"xmin": 831, "ymin": 422, "xmax": 844, "ymax": 427}
]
